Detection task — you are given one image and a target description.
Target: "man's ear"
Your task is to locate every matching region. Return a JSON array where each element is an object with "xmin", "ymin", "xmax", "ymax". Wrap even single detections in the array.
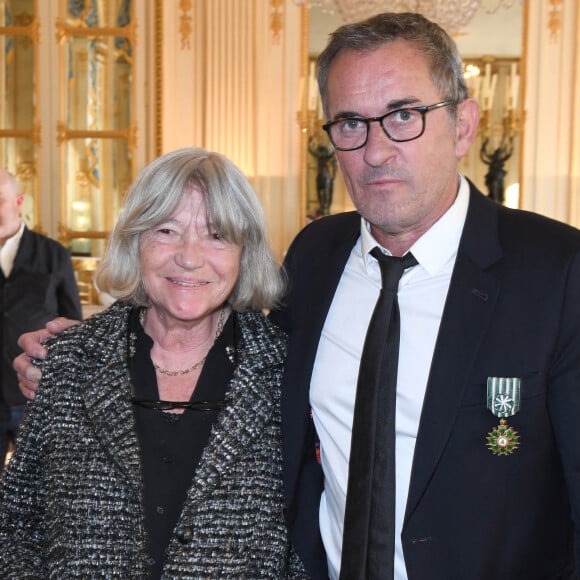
[{"xmin": 455, "ymin": 97, "xmax": 480, "ymax": 159}]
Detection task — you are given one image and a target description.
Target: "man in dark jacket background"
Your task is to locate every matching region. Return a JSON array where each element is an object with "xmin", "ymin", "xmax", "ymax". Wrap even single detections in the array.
[{"xmin": 0, "ymin": 168, "xmax": 81, "ymax": 469}]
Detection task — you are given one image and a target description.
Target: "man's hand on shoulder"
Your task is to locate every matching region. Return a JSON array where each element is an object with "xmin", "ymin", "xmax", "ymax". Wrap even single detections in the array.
[{"xmin": 15, "ymin": 317, "xmax": 80, "ymax": 400}]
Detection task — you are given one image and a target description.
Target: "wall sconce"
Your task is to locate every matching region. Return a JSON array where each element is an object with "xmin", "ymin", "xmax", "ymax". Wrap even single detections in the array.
[{"xmin": 464, "ymin": 57, "xmax": 521, "ymax": 203}]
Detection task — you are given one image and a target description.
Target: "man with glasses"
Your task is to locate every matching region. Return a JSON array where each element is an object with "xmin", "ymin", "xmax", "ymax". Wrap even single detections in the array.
[
  {"xmin": 12, "ymin": 11, "xmax": 580, "ymax": 580},
  {"xmin": 271, "ymin": 11, "xmax": 580, "ymax": 580}
]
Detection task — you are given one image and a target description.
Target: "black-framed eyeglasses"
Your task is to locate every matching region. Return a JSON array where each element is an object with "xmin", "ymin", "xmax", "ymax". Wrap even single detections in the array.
[{"xmin": 322, "ymin": 99, "xmax": 456, "ymax": 152}]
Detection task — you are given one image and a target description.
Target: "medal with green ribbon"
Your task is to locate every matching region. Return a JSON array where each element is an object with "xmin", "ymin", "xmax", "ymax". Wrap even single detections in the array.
[{"xmin": 486, "ymin": 377, "xmax": 521, "ymax": 456}]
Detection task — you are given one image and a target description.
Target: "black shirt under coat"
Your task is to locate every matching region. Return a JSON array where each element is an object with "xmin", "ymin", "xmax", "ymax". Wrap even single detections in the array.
[{"xmin": 128, "ymin": 307, "xmax": 235, "ymax": 579}]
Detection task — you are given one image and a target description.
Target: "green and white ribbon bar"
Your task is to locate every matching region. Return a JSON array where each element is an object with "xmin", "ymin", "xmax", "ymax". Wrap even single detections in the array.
[{"xmin": 486, "ymin": 377, "xmax": 521, "ymax": 418}]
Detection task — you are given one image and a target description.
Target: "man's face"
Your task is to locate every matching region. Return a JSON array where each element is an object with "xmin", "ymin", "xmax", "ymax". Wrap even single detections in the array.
[
  {"xmin": 0, "ymin": 171, "xmax": 23, "ymax": 243},
  {"xmin": 325, "ymin": 39, "xmax": 477, "ymax": 250}
]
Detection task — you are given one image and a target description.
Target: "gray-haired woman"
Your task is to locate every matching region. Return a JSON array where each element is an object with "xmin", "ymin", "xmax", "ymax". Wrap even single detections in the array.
[{"xmin": 0, "ymin": 147, "xmax": 308, "ymax": 578}]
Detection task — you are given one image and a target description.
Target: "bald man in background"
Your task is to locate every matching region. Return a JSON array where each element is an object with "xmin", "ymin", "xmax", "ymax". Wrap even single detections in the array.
[{"xmin": 0, "ymin": 168, "xmax": 81, "ymax": 469}]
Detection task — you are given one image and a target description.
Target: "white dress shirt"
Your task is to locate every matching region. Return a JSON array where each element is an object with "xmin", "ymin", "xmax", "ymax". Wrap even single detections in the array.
[
  {"xmin": 310, "ymin": 177, "xmax": 470, "ymax": 580},
  {"xmin": 0, "ymin": 221, "xmax": 24, "ymax": 278}
]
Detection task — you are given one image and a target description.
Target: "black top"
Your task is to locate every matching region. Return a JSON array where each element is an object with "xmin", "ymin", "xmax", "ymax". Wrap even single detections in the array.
[{"xmin": 127, "ymin": 308, "xmax": 236, "ymax": 578}]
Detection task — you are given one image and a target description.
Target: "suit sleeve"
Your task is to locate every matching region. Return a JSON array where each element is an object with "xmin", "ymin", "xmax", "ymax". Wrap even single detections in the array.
[{"xmin": 547, "ymin": 247, "xmax": 580, "ymax": 569}]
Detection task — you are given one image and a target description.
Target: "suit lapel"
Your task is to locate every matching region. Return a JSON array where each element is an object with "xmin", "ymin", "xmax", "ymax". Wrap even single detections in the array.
[
  {"xmin": 405, "ymin": 188, "xmax": 503, "ymax": 521},
  {"xmin": 295, "ymin": 220, "xmax": 361, "ymax": 365},
  {"xmin": 281, "ymin": 213, "xmax": 360, "ymax": 499}
]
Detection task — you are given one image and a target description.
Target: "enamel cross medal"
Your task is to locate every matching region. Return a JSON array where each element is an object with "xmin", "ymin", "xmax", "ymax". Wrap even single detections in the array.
[{"xmin": 486, "ymin": 377, "xmax": 521, "ymax": 456}]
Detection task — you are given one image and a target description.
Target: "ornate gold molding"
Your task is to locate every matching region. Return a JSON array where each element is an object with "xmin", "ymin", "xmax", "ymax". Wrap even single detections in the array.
[
  {"xmin": 0, "ymin": 19, "xmax": 39, "ymax": 40},
  {"xmin": 548, "ymin": 0, "xmax": 563, "ymax": 42},
  {"xmin": 270, "ymin": 0, "xmax": 284, "ymax": 44},
  {"xmin": 0, "ymin": 123, "xmax": 41, "ymax": 145},
  {"xmin": 56, "ymin": 122, "xmax": 138, "ymax": 151},
  {"xmin": 517, "ymin": 0, "xmax": 529, "ymax": 209},
  {"xmin": 179, "ymin": 0, "xmax": 192, "ymax": 50},
  {"xmin": 0, "ymin": 2, "xmax": 41, "ymax": 229},
  {"xmin": 55, "ymin": 18, "xmax": 136, "ymax": 45},
  {"xmin": 155, "ymin": 0, "xmax": 163, "ymax": 156},
  {"xmin": 57, "ymin": 223, "xmax": 109, "ymax": 247}
]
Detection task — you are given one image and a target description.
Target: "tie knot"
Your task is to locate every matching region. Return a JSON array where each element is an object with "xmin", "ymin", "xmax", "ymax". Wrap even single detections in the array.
[{"xmin": 370, "ymin": 247, "xmax": 418, "ymax": 291}]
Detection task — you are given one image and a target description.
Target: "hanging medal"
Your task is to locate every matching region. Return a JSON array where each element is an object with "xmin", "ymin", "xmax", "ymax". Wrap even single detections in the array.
[{"xmin": 486, "ymin": 377, "xmax": 521, "ymax": 456}]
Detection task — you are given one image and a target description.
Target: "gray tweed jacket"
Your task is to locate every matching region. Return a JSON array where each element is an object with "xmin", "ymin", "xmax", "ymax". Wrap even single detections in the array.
[{"xmin": 0, "ymin": 301, "xmax": 308, "ymax": 579}]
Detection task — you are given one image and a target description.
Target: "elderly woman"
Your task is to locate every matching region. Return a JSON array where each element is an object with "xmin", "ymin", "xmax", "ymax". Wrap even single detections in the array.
[{"xmin": 0, "ymin": 148, "xmax": 308, "ymax": 578}]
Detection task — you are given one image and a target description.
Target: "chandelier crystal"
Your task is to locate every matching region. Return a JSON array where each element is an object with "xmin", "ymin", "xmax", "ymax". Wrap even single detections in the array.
[{"xmin": 297, "ymin": 0, "xmax": 520, "ymax": 34}]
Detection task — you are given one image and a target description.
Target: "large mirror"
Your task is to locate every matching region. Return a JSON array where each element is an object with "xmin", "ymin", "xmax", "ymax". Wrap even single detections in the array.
[
  {"xmin": 303, "ymin": 3, "xmax": 524, "ymax": 220},
  {"xmin": 0, "ymin": 0, "xmax": 139, "ymax": 307},
  {"xmin": 0, "ymin": 0, "xmax": 39, "ymax": 228},
  {"xmin": 58, "ymin": 0, "xmax": 136, "ymax": 259}
]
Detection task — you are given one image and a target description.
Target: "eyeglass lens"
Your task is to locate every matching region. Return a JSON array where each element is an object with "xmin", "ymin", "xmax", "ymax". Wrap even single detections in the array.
[
  {"xmin": 328, "ymin": 109, "xmax": 425, "ymax": 150},
  {"xmin": 325, "ymin": 100, "xmax": 454, "ymax": 151}
]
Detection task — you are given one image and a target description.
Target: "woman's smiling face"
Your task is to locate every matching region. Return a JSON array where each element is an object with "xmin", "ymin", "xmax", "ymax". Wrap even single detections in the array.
[{"xmin": 139, "ymin": 185, "xmax": 242, "ymax": 324}]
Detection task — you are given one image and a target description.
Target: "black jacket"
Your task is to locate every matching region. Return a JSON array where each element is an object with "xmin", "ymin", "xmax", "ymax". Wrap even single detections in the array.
[
  {"xmin": 0, "ymin": 226, "xmax": 82, "ymax": 406},
  {"xmin": 271, "ymin": 183, "xmax": 580, "ymax": 579}
]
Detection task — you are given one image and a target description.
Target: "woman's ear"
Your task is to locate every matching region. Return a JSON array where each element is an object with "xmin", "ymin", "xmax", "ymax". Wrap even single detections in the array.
[{"xmin": 455, "ymin": 97, "xmax": 480, "ymax": 159}]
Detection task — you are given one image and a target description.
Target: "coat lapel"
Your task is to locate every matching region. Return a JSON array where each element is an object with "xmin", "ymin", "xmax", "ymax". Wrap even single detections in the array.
[
  {"xmin": 185, "ymin": 314, "xmax": 283, "ymax": 502},
  {"xmin": 405, "ymin": 188, "xmax": 503, "ymax": 522},
  {"xmin": 82, "ymin": 363, "xmax": 143, "ymax": 490},
  {"xmin": 79, "ymin": 307, "xmax": 143, "ymax": 491}
]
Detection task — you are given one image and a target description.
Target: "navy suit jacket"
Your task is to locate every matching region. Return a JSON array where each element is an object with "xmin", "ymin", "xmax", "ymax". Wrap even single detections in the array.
[{"xmin": 270, "ymin": 183, "xmax": 580, "ymax": 579}]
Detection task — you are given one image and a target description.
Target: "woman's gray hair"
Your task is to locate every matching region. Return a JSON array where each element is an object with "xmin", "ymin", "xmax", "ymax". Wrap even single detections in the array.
[
  {"xmin": 317, "ymin": 12, "xmax": 468, "ymax": 120},
  {"xmin": 95, "ymin": 147, "xmax": 286, "ymax": 311}
]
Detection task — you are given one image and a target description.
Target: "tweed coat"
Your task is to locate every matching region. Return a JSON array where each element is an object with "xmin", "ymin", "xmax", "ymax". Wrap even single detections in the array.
[{"xmin": 0, "ymin": 301, "xmax": 308, "ymax": 579}]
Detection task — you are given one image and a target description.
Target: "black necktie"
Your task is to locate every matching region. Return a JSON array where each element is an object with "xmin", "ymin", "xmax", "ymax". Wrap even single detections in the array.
[{"xmin": 340, "ymin": 247, "xmax": 418, "ymax": 580}]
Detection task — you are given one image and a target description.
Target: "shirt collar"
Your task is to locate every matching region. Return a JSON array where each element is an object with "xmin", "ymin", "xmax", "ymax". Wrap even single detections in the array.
[
  {"xmin": 2, "ymin": 220, "xmax": 24, "ymax": 248},
  {"xmin": 0, "ymin": 221, "xmax": 25, "ymax": 278},
  {"xmin": 360, "ymin": 175, "xmax": 469, "ymax": 276}
]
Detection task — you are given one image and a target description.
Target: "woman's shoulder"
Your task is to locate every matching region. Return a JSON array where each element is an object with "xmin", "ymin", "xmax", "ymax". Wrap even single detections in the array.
[
  {"xmin": 35, "ymin": 302, "xmax": 131, "ymax": 398},
  {"xmin": 43, "ymin": 301, "xmax": 132, "ymax": 358},
  {"xmin": 235, "ymin": 310, "xmax": 286, "ymax": 361},
  {"xmin": 236, "ymin": 310, "xmax": 285, "ymax": 340}
]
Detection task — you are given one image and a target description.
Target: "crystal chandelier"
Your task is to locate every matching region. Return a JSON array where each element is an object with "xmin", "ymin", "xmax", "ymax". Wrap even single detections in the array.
[{"xmin": 295, "ymin": 0, "xmax": 520, "ymax": 34}]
